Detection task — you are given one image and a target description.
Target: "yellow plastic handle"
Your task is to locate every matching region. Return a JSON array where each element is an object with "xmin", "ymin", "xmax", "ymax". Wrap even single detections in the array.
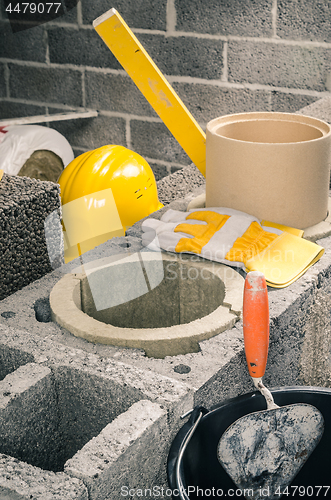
[
  {"xmin": 93, "ymin": 8, "xmax": 206, "ymax": 176},
  {"xmin": 0, "ymin": 169, "xmax": 4, "ymax": 182}
]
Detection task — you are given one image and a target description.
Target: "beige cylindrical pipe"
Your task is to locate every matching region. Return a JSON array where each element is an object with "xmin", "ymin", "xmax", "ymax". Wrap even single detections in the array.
[{"xmin": 206, "ymin": 112, "xmax": 331, "ymax": 229}]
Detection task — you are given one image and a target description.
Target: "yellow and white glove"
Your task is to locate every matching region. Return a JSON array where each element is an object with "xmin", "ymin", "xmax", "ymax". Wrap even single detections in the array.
[{"xmin": 141, "ymin": 207, "xmax": 324, "ymax": 288}]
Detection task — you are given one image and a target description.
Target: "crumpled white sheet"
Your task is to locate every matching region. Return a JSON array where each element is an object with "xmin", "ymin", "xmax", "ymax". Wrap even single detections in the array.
[{"xmin": 0, "ymin": 125, "xmax": 74, "ymax": 175}]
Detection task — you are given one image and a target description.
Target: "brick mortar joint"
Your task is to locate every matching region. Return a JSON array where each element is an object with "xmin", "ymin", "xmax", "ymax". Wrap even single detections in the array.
[
  {"xmin": 1, "ymin": 16, "xmax": 331, "ymax": 46},
  {"xmin": 1, "ymin": 58, "xmax": 330, "ymax": 96},
  {"xmin": 272, "ymin": 0, "xmax": 278, "ymax": 38},
  {"xmin": 3, "ymin": 63, "xmax": 10, "ymax": 98}
]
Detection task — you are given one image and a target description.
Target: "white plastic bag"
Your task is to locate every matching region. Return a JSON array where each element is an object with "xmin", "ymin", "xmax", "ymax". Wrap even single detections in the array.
[{"xmin": 0, "ymin": 125, "xmax": 74, "ymax": 175}]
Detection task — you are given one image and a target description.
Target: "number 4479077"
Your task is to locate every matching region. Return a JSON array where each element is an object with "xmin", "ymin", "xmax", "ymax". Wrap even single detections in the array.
[
  {"xmin": 275, "ymin": 485, "xmax": 330, "ymax": 497},
  {"xmin": 5, "ymin": 3, "xmax": 62, "ymax": 15}
]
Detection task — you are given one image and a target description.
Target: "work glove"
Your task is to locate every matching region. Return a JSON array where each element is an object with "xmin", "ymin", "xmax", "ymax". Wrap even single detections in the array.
[{"xmin": 141, "ymin": 207, "xmax": 324, "ymax": 288}]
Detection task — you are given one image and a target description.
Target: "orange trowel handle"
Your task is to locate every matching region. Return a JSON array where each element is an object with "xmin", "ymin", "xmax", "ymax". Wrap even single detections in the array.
[{"xmin": 243, "ymin": 271, "xmax": 269, "ymax": 379}]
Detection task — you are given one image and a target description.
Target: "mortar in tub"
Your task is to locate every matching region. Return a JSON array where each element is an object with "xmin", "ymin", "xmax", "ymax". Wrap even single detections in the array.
[
  {"xmin": 168, "ymin": 386, "xmax": 331, "ymax": 499},
  {"xmin": 50, "ymin": 252, "xmax": 244, "ymax": 358},
  {"xmin": 206, "ymin": 112, "xmax": 331, "ymax": 229}
]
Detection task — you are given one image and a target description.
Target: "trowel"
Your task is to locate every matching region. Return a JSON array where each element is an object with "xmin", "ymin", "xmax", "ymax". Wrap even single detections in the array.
[{"xmin": 217, "ymin": 271, "xmax": 324, "ymax": 500}]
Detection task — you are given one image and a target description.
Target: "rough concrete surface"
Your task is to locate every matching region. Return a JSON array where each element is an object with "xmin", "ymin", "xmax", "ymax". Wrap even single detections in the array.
[
  {"xmin": 0, "ymin": 320, "xmax": 193, "ymax": 498},
  {"xmin": 1, "ymin": 98, "xmax": 331, "ymax": 497},
  {"xmin": 0, "ymin": 454, "xmax": 89, "ymax": 500},
  {"xmin": 297, "ymin": 95, "xmax": 331, "ymax": 124},
  {"xmin": 155, "ymin": 164, "xmax": 205, "ymax": 205},
  {"xmin": 0, "ymin": 173, "xmax": 61, "ymax": 300},
  {"xmin": 2, "ymin": 219, "xmax": 331, "ymax": 496},
  {"xmin": 65, "ymin": 400, "xmax": 168, "ymax": 500}
]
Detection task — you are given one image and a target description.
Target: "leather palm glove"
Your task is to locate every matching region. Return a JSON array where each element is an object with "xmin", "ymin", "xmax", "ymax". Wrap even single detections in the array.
[{"xmin": 141, "ymin": 207, "xmax": 324, "ymax": 288}]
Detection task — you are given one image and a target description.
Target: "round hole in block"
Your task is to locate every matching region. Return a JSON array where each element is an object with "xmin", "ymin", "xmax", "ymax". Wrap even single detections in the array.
[
  {"xmin": 174, "ymin": 364, "xmax": 191, "ymax": 374},
  {"xmin": 81, "ymin": 259, "xmax": 225, "ymax": 329},
  {"xmin": 50, "ymin": 254, "xmax": 244, "ymax": 358},
  {"xmin": 1, "ymin": 311, "xmax": 16, "ymax": 319}
]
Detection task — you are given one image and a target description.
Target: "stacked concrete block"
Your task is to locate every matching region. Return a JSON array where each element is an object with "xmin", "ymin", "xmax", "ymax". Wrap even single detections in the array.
[
  {"xmin": 8, "ymin": 65, "xmax": 83, "ymax": 108},
  {"xmin": 0, "ymin": 323, "xmax": 193, "ymax": 499},
  {"xmin": 0, "ymin": 21, "xmax": 46, "ymax": 62},
  {"xmin": 0, "ymin": 173, "xmax": 61, "ymax": 300},
  {"xmin": 0, "ymin": 454, "xmax": 89, "ymax": 500},
  {"xmin": 0, "ymin": 95, "xmax": 330, "ymax": 498},
  {"xmin": 227, "ymin": 42, "xmax": 330, "ymax": 91},
  {"xmin": 277, "ymin": 0, "xmax": 331, "ymax": 42},
  {"xmin": 0, "ymin": 65, "xmax": 5, "ymax": 99},
  {"xmin": 1, "ymin": 0, "xmax": 329, "ymax": 178},
  {"xmin": 156, "ymin": 164, "xmax": 205, "ymax": 205},
  {"xmin": 65, "ymin": 400, "xmax": 168, "ymax": 500}
]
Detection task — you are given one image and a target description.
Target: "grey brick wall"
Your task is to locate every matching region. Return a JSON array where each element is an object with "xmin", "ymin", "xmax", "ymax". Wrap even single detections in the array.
[
  {"xmin": 0, "ymin": 0, "xmax": 330, "ymax": 179},
  {"xmin": 0, "ymin": 65, "xmax": 6, "ymax": 98}
]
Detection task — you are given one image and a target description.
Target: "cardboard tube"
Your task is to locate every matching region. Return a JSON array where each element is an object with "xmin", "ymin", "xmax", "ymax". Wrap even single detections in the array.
[{"xmin": 206, "ymin": 112, "xmax": 331, "ymax": 229}]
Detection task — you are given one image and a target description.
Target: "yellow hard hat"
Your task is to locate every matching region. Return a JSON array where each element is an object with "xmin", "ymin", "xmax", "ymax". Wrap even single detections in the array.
[
  {"xmin": 59, "ymin": 145, "xmax": 163, "ymax": 230},
  {"xmin": 58, "ymin": 145, "xmax": 163, "ymax": 262}
]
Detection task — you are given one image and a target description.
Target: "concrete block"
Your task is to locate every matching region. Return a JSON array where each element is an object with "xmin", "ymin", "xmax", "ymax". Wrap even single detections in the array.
[
  {"xmin": 85, "ymin": 72, "xmax": 156, "ymax": 117},
  {"xmin": 0, "ymin": 2, "xmax": 7, "ymax": 17},
  {"xmin": 51, "ymin": 4, "xmax": 78, "ymax": 24},
  {"xmin": 149, "ymin": 162, "xmax": 169, "ymax": 181},
  {"xmin": 81, "ymin": 0, "xmax": 167, "ymax": 31},
  {"xmin": 172, "ymin": 82, "xmax": 271, "ymax": 123},
  {"xmin": 71, "ymin": 147, "xmax": 88, "ymax": 158},
  {"xmin": 0, "ymin": 363, "xmax": 61, "ymax": 471},
  {"xmin": 9, "ymin": 64, "xmax": 83, "ymax": 107},
  {"xmin": 50, "ymin": 255, "xmax": 241, "ymax": 357},
  {"xmin": 0, "ymin": 173, "xmax": 61, "ymax": 300},
  {"xmin": 1, "ymin": 95, "xmax": 331, "ymax": 497},
  {"xmin": 155, "ymin": 164, "xmax": 205, "ymax": 205},
  {"xmin": 271, "ymin": 92, "xmax": 318, "ymax": 112},
  {"xmin": 137, "ymin": 33, "xmax": 225, "ymax": 80},
  {"xmin": 296, "ymin": 95, "xmax": 331, "ymax": 124},
  {"xmin": 0, "ymin": 323, "xmax": 194, "ymax": 497},
  {"xmin": 175, "ymin": 0, "xmax": 274, "ymax": 36},
  {"xmin": 0, "ymin": 323, "xmax": 192, "ymax": 409},
  {"xmin": 51, "ymin": 114, "xmax": 126, "ymax": 150},
  {"xmin": 48, "ymin": 364, "xmax": 145, "ymax": 470},
  {"xmin": 130, "ymin": 120, "xmax": 191, "ymax": 165},
  {"xmin": 0, "ymin": 101, "xmax": 46, "ymax": 119},
  {"xmin": 0, "ymin": 66, "xmax": 6, "ymax": 98},
  {"xmin": 299, "ymin": 283, "xmax": 331, "ymax": 387},
  {"xmin": 0, "ymin": 344, "xmax": 34, "ymax": 381},
  {"xmin": 228, "ymin": 41, "xmax": 331, "ymax": 92},
  {"xmin": 0, "ymin": 341, "xmax": 190, "ymax": 488},
  {"xmin": 277, "ymin": 0, "xmax": 331, "ymax": 42},
  {"xmin": 0, "ymin": 21, "xmax": 46, "ymax": 62},
  {"xmin": 65, "ymin": 400, "xmax": 168, "ymax": 500},
  {"xmin": 0, "ymin": 454, "xmax": 88, "ymax": 499},
  {"xmin": 48, "ymin": 27, "xmax": 121, "ymax": 69}
]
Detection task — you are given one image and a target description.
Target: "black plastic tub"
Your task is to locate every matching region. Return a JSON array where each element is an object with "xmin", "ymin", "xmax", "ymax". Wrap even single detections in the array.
[{"xmin": 167, "ymin": 387, "xmax": 331, "ymax": 500}]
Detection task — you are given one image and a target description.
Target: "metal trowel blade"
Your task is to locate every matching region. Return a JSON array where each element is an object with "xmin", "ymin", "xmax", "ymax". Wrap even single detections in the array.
[{"xmin": 217, "ymin": 403, "xmax": 324, "ymax": 500}]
